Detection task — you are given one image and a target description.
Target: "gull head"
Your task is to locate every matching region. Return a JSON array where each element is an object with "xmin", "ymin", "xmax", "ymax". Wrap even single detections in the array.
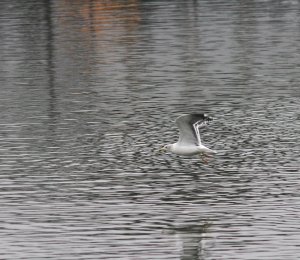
[{"xmin": 158, "ymin": 144, "xmax": 172, "ymax": 153}]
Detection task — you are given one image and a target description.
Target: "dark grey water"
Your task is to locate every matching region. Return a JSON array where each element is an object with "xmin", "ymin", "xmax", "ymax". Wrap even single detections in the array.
[{"xmin": 0, "ymin": 0, "xmax": 299, "ymax": 259}]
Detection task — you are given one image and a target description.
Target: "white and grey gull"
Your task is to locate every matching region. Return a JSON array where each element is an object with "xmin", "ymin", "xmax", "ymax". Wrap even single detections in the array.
[{"xmin": 159, "ymin": 113, "xmax": 216, "ymax": 162}]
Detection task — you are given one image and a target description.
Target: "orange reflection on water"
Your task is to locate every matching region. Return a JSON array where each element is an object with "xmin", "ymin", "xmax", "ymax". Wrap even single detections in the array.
[{"xmin": 58, "ymin": 0, "xmax": 141, "ymax": 42}]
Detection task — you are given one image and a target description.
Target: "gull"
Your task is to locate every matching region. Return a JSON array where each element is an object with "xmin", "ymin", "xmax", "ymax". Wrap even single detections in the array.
[{"xmin": 159, "ymin": 114, "xmax": 216, "ymax": 162}]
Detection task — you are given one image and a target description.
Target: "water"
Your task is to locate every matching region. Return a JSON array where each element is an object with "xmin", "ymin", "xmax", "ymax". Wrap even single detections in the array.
[{"xmin": 0, "ymin": 0, "xmax": 299, "ymax": 259}]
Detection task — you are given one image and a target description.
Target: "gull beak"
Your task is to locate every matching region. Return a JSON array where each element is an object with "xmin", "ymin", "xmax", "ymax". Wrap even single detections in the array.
[{"xmin": 157, "ymin": 146, "xmax": 166, "ymax": 153}]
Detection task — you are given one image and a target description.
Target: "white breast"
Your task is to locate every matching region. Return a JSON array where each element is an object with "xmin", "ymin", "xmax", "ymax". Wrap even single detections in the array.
[{"xmin": 170, "ymin": 143, "xmax": 200, "ymax": 156}]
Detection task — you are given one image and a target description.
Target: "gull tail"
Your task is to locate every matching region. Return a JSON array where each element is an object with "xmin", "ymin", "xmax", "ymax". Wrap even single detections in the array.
[{"xmin": 208, "ymin": 149, "xmax": 217, "ymax": 154}]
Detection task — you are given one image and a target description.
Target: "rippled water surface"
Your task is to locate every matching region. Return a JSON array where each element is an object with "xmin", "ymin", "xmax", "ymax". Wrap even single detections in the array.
[{"xmin": 0, "ymin": 0, "xmax": 300, "ymax": 259}]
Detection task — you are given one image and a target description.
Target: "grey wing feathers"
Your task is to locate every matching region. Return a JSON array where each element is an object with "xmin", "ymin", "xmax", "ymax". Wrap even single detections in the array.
[{"xmin": 175, "ymin": 114, "xmax": 213, "ymax": 145}]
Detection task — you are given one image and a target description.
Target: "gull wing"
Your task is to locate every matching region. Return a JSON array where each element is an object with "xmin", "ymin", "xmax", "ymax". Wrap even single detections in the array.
[{"xmin": 175, "ymin": 114, "xmax": 212, "ymax": 146}]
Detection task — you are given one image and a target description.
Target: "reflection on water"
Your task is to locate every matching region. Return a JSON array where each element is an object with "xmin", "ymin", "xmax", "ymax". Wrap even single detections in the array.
[{"xmin": 0, "ymin": 0, "xmax": 299, "ymax": 259}]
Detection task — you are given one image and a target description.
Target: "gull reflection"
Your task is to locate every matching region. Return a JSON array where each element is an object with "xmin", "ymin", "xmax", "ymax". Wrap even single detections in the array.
[{"xmin": 167, "ymin": 221, "xmax": 213, "ymax": 260}]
